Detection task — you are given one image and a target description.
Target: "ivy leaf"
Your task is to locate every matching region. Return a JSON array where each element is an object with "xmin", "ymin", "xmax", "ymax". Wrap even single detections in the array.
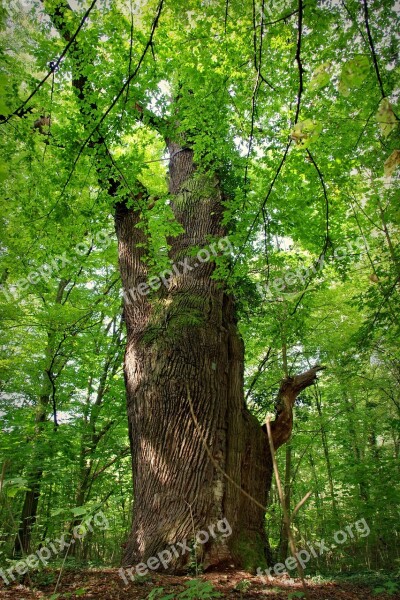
[
  {"xmin": 338, "ymin": 55, "xmax": 369, "ymax": 96},
  {"xmin": 376, "ymin": 98, "xmax": 397, "ymax": 137}
]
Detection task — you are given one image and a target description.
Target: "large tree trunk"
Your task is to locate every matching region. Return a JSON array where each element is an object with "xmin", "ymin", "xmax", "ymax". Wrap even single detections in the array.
[
  {"xmin": 116, "ymin": 143, "xmax": 271, "ymax": 571},
  {"xmin": 13, "ymin": 467, "xmax": 43, "ymax": 556},
  {"xmin": 116, "ymin": 138, "xmax": 324, "ymax": 572}
]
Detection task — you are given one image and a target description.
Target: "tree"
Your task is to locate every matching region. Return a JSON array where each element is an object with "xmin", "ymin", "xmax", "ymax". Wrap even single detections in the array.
[
  {"xmin": 0, "ymin": 0, "xmax": 398, "ymax": 575},
  {"xmin": 13, "ymin": 279, "xmax": 68, "ymax": 556}
]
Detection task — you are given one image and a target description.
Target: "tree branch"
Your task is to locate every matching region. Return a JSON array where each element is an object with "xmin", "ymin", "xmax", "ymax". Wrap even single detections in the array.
[
  {"xmin": 61, "ymin": 0, "xmax": 165, "ymax": 192},
  {"xmin": 0, "ymin": 0, "xmax": 98, "ymax": 123},
  {"xmin": 263, "ymin": 365, "xmax": 325, "ymax": 450},
  {"xmin": 91, "ymin": 448, "xmax": 130, "ymax": 480},
  {"xmin": 362, "ymin": 0, "xmax": 385, "ymax": 99},
  {"xmin": 294, "ymin": 0, "xmax": 304, "ymax": 125}
]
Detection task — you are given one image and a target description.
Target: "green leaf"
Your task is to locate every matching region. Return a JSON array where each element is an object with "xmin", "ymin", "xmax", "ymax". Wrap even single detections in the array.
[
  {"xmin": 1, "ymin": 477, "xmax": 29, "ymax": 497},
  {"xmin": 309, "ymin": 62, "xmax": 332, "ymax": 91},
  {"xmin": 50, "ymin": 507, "xmax": 67, "ymax": 516},
  {"xmin": 338, "ymin": 55, "xmax": 369, "ymax": 96},
  {"xmin": 0, "ymin": 163, "xmax": 8, "ymax": 182},
  {"xmin": 178, "ymin": 580, "xmax": 222, "ymax": 598},
  {"xmin": 72, "ymin": 506, "xmax": 88, "ymax": 516}
]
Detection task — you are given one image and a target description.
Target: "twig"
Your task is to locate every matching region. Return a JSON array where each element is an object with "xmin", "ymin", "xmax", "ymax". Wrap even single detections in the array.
[
  {"xmin": 289, "ymin": 150, "xmax": 331, "ymax": 315},
  {"xmin": 306, "ymin": 149, "xmax": 330, "ymax": 248},
  {"xmin": 228, "ymin": 141, "xmax": 291, "ymax": 278},
  {"xmin": 265, "ymin": 420, "xmax": 310, "ymax": 599},
  {"xmin": 292, "ymin": 490, "xmax": 312, "ymax": 519},
  {"xmin": 53, "ymin": 537, "xmax": 72, "ymax": 594}
]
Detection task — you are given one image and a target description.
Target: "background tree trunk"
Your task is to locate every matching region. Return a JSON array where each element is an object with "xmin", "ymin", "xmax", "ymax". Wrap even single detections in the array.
[{"xmin": 13, "ymin": 280, "xmax": 67, "ymax": 556}]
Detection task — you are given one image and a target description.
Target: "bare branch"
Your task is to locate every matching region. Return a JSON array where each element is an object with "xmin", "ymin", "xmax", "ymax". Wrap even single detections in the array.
[
  {"xmin": 263, "ymin": 365, "xmax": 325, "ymax": 450},
  {"xmin": 362, "ymin": 0, "xmax": 385, "ymax": 99},
  {"xmin": 294, "ymin": 0, "xmax": 304, "ymax": 125}
]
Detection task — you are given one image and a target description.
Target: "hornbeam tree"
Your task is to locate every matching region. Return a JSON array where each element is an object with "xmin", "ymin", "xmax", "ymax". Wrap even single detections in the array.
[{"xmin": 1, "ymin": 0, "xmax": 398, "ymax": 572}]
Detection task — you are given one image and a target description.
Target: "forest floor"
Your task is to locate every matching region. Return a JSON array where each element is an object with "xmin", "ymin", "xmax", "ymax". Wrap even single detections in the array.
[{"xmin": 0, "ymin": 568, "xmax": 399, "ymax": 600}]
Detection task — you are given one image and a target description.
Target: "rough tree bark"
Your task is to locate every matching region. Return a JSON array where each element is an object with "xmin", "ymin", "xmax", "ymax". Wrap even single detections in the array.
[{"xmin": 116, "ymin": 134, "xmax": 325, "ymax": 570}]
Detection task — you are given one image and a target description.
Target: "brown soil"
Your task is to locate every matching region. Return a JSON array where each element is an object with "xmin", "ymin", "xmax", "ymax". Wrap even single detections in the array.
[{"xmin": 0, "ymin": 568, "xmax": 397, "ymax": 599}]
